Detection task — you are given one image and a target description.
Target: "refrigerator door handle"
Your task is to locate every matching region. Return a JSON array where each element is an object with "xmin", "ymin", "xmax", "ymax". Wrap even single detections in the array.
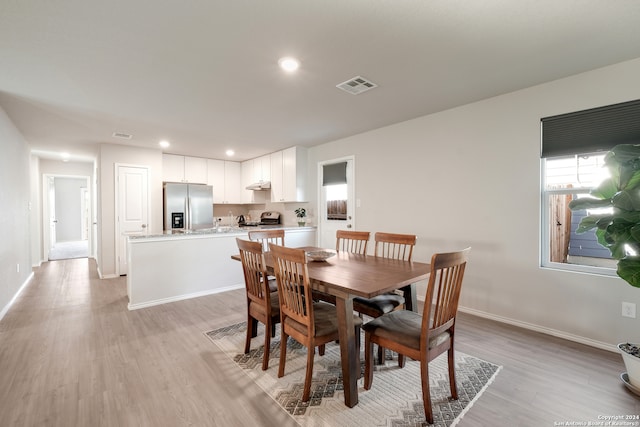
[{"xmin": 185, "ymin": 197, "xmax": 190, "ymax": 230}]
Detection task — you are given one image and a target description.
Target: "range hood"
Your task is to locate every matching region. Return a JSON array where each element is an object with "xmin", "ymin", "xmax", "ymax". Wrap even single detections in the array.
[{"xmin": 245, "ymin": 181, "xmax": 271, "ymax": 191}]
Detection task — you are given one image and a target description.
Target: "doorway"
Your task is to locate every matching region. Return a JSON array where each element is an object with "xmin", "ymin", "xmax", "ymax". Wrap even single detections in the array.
[
  {"xmin": 318, "ymin": 156, "xmax": 355, "ymax": 249},
  {"xmin": 43, "ymin": 175, "xmax": 91, "ymax": 261}
]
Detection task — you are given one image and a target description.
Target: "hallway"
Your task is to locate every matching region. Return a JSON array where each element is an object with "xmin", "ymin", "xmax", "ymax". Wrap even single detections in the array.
[{"xmin": 48, "ymin": 240, "xmax": 89, "ymax": 261}]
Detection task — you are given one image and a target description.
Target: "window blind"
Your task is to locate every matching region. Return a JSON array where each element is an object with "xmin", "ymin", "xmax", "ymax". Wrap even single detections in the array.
[
  {"xmin": 322, "ymin": 162, "xmax": 347, "ymax": 186},
  {"xmin": 541, "ymin": 99, "xmax": 640, "ymax": 158}
]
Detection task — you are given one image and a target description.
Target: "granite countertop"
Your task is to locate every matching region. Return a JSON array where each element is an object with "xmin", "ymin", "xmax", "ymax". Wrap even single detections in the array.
[{"xmin": 128, "ymin": 225, "xmax": 316, "ymax": 240}]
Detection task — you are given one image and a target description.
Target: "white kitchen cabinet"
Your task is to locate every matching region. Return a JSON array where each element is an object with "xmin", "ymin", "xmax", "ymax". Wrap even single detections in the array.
[
  {"xmin": 241, "ymin": 159, "xmax": 269, "ymax": 204},
  {"xmin": 162, "ymin": 154, "xmax": 186, "ymax": 183},
  {"xmin": 241, "ymin": 159, "xmax": 254, "ymax": 203},
  {"xmin": 162, "ymin": 154, "xmax": 207, "ymax": 184},
  {"xmin": 270, "ymin": 146, "xmax": 307, "ymax": 202},
  {"xmin": 254, "ymin": 155, "xmax": 271, "ymax": 183},
  {"xmin": 207, "ymin": 159, "xmax": 241, "ymax": 204},
  {"xmin": 184, "ymin": 156, "xmax": 208, "ymax": 184},
  {"xmin": 223, "ymin": 161, "xmax": 241, "ymax": 203}
]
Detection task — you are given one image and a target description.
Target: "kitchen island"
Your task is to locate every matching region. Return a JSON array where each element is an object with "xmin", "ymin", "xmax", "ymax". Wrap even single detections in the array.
[{"xmin": 126, "ymin": 226, "xmax": 316, "ymax": 310}]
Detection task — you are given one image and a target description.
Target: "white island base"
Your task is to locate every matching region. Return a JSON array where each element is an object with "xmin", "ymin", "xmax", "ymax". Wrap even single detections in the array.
[{"xmin": 127, "ymin": 227, "xmax": 316, "ymax": 310}]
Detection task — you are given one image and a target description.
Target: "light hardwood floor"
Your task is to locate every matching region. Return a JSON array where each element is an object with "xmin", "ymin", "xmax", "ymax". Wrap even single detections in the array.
[{"xmin": 0, "ymin": 258, "xmax": 638, "ymax": 426}]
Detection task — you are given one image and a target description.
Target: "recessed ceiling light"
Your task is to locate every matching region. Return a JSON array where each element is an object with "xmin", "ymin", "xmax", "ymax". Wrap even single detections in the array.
[
  {"xmin": 226, "ymin": 149, "xmax": 235, "ymax": 157},
  {"xmin": 159, "ymin": 140, "xmax": 170, "ymax": 148},
  {"xmin": 278, "ymin": 57, "xmax": 300, "ymax": 72},
  {"xmin": 61, "ymin": 152, "xmax": 70, "ymax": 161}
]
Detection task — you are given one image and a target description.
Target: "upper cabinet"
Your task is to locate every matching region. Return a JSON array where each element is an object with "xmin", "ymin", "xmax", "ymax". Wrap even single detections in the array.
[
  {"xmin": 241, "ymin": 159, "xmax": 269, "ymax": 204},
  {"xmin": 271, "ymin": 146, "xmax": 307, "ymax": 202},
  {"xmin": 207, "ymin": 159, "xmax": 242, "ymax": 204},
  {"xmin": 254, "ymin": 155, "xmax": 271, "ymax": 183},
  {"xmin": 162, "ymin": 154, "xmax": 207, "ymax": 184}
]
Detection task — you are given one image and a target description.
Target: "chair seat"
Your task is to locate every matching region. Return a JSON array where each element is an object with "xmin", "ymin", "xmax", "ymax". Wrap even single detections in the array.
[
  {"xmin": 363, "ymin": 310, "xmax": 450, "ymax": 351},
  {"xmin": 353, "ymin": 293, "xmax": 405, "ymax": 315},
  {"xmin": 249, "ymin": 292, "xmax": 280, "ymax": 318},
  {"xmin": 284, "ymin": 301, "xmax": 363, "ymax": 337}
]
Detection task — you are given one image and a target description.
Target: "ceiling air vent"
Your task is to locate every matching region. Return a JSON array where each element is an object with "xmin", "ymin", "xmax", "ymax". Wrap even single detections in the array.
[
  {"xmin": 112, "ymin": 132, "xmax": 132, "ymax": 140},
  {"xmin": 336, "ymin": 76, "xmax": 378, "ymax": 95}
]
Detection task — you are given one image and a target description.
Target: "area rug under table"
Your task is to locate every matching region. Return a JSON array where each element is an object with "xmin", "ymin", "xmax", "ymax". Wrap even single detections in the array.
[{"xmin": 205, "ymin": 322, "xmax": 501, "ymax": 427}]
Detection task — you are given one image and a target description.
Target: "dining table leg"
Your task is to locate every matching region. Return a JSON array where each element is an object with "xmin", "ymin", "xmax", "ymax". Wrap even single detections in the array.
[
  {"xmin": 401, "ymin": 283, "xmax": 417, "ymax": 312},
  {"xmin": 335, "ymin": 295, "xmax": 358, "ymax": 408}
]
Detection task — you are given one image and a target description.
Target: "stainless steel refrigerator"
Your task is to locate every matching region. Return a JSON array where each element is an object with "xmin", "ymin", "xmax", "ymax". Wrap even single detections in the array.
[{"xmin": 163, "ymin": 183, "xmax": 214, "ymax": 231}]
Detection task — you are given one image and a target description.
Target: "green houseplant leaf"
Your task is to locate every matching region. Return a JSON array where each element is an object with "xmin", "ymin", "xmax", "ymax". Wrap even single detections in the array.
[{"xmin": 568, "ymin": 144, "xmax": 640, "ymax": 287}]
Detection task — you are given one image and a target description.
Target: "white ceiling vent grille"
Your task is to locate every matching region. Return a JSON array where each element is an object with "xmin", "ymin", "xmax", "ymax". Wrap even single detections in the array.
[
  {"xmin": 112, "ymin": 131, "xmax": 132, "ymax": 140},
  {"xmin": 336, "ymin": 76, "xmax": 378, "ymax": 95}
]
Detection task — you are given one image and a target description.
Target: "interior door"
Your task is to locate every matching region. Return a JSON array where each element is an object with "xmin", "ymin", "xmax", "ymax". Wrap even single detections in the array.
[
  {"xmin": 117, "ymin": 165, "xmax": 149, "ymax": 275},
  {"xmin": 319, "ymin": 157, "xmax": 355, "ymax": 250},
  {"xmin": 48, "ymin": 176, "xmax": 57, "ymax": 249}
]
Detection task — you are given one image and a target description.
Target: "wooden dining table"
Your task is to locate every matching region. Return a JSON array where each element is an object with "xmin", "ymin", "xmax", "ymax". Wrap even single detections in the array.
[{"xmin": 232, "ymin": 246, "xmax": 430, "ymax": 408}]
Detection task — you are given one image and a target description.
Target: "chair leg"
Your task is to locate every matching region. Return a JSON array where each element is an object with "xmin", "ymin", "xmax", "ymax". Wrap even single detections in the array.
[
  {"xmin": 398, "ymin": 353, "xmax": 405, "ymax": 368},
  {"xmin": 278, "ymin": 327, "xmax": 288, "ymax": 378},
  {"xmin": 355, "ymin": 325, "xmax": 361, "ymax": 378},
  {"xmin": 318, "ymin": 344, "xmax": 325, "ymax": 356},
  {"xmin": 377, "ymin": 345, "xmax": 384, "ymax": 364},
  {"xmin": 302, "ymin": 342, "xmax": 315, "ymax": 402},
  {"xmin": 244, "ymin": 316, "xmax": 254, "ymax": 354},
  {"xmin": 262, "ymin": 320, "xmax": 271, "ymax": 371},
  {"xmin": 364, "ymin": 333, "xmax": 374, "ymax": 390},
  {"xmin": 448, "ymin": 347, "xmax": 458, "ymax": 399},
  {"xmin": 420, "ymin": 356, "xmax": 434, "ymax": 424}
]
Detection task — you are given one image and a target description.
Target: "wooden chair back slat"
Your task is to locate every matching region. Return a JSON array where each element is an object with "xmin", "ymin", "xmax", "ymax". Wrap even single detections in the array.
[
  {"xmin": 336, "ymin": 230, "xmax": 370, "ymax": 254},
  {"xmin": 422, "ymin": 248, "xmax": 470, "ymax": 342},
  {"xmin": 237, "ymin": 238, "xmax": 271, "ymax": 305},
  {"xmin": 374, "ymin": 232, "xmax": 417, "ymax": 261},
  {"xmin": 269, "ymin": 243, "xmax": 313, "ymax": 334},
  {"xmin": 249, "ymin": 229, "xmax": 285, "ymax": 252}
]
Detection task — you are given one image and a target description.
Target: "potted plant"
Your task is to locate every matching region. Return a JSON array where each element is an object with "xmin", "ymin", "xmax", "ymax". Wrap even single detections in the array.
[
  {"xmin": 569, "ymin": 143, "xmax": 640, "ymax": 389},
  {"xmin": 295, "ymin": 208, "xmax": 307, "ymax": 226}
]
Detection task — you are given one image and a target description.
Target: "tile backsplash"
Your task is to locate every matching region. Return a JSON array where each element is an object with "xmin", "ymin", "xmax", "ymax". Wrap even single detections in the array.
[{"xmin": 213, "ymin": 202, "xmax": 312, "ymax": 226}]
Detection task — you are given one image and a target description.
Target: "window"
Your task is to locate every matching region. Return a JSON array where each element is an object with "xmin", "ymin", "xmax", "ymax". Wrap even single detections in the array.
[
  {"xmin": 325, "ymin": 184, "xmax": 347, "ymax": 220},
  {"xmin": 540, "ymin": 98, "xmax": 640, "ymax": 275},
  {"xmin": 323, "ymin": 162, "xmax": 348, "ymax": 221},
  {"xmin": 541, "ymin": 153, "xmax": 616, "ymax": 273}
]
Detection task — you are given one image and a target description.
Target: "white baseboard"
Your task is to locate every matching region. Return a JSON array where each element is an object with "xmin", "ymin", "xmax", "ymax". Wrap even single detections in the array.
[
  {"xmin": 458, "ymin": 305, "xmax": 618, "ymax": 353},
  {"xmin": 0, "ymin": 272, "xmax": 34, "ymax": 321},
  {"xmin": 97, "ymin": 267, "xmax": 119, "ymax": 279},
  {"xmin": 128, "ymin": 284, "xmax": 245, "ymax": 311}
]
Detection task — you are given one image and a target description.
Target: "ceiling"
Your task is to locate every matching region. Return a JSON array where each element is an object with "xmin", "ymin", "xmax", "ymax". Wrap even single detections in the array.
[{"xmin": 2, "ymin": 1, "xmax": 640, "ymax": 163}]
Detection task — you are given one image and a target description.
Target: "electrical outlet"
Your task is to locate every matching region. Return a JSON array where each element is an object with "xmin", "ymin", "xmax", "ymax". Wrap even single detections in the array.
[{"xmin": 622, "ymin": 302, "xmax": 636, "ymax": 318}]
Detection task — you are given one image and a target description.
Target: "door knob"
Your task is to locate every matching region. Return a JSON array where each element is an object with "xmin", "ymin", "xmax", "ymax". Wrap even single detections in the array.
[{"xmin": 141, "ymin": 224, "xmax": 147, "ymax": 228}]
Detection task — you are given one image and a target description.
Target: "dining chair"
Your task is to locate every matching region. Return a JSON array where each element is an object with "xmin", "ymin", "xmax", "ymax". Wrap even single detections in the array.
[
  {"xmin": 363, "ymin": 247, "xmax": 471, "ymax": 425},
  {"xmin": 352, "ymin": 232, "xmax": 417, "ymax": 364},
  {"xmin": 269, "ymin": 243, "xmax": 363, "ymax": 402},
  {"xmin": 249, "ymin": 229, "xmax": 285, "ymax": 291},
  {"xmin": 335, "ymin": 230, "xmax": 370, "ymax": 254},
  {"xmin": 248, "ymin": 229, "xmax": 285, "ymax": 252},
  {"xmin": 236, "ymin": 238, "xmax": 280, "ymax": 371}
]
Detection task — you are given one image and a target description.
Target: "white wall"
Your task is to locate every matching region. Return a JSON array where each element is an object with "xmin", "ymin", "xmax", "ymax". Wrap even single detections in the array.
[
  {"xmin": 0, "ymin": 106, "xmax": 33, "ymax": 318},
  {"xmin": 98, "ymin": 144, "xmax": 163, "ymax": 278},
  {"xmin": 308, "ymin": 57, "xmax": 640, "ymax": 349}
]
